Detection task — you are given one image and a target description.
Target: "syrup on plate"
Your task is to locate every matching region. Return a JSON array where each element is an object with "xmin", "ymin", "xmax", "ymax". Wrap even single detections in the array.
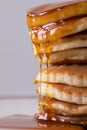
[{"xmin": 0, "ymin": 115, "xmax": 85, "ymax": 130}]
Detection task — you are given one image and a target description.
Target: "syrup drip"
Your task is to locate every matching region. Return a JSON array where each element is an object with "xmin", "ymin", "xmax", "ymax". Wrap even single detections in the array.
[
  {"xmin": 46, "ymin": 54, "xmax": 50, "ymax": 96},
  {"xmin": 34, "ymin": 41, "xmax": 51, "ymax": 98},
  {"xmin": 39, "ymin": 53, "xmax": 50, "ymax": 98},
  {"xmin": 39, "ymin": 55, "xmax": 43, "ymax": 98}
]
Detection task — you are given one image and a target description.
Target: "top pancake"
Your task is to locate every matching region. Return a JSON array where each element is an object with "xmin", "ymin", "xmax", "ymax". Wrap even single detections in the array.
[
  {"xmin": 27, "ymin": 0, "xmax": 87, "ymax": 27},
  {"xmin": 36, "ymin": 64, "xmax": 87, "ymax": 87}
]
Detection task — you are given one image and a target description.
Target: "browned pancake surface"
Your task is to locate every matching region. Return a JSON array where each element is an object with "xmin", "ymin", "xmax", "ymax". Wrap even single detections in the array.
[
  {"xmin": 36, "ymin": 64, "xmax": 87, "ymax": 87},
  {"xmin": 37, "ymin": 82, "xmax": 87, "ymax": 104},
  {"xmin": 41, "ymin": 48, "xmax": 87, "ymax": 64},
  {"xmin": 38, "ymin": 96, "xmax": 87, "ymax": 115}
]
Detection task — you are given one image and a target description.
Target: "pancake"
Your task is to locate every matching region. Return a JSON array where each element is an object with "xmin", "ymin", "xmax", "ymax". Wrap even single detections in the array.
[
  {"xmin": 27, "ymin": 0, "xmax": 87, "ymax": 27},
  {"xmin": 37, "ymin": 83, "xmax": 87, "ymax": 104},
  {"xmin": 36, "ymin": 107, "xmax": 87, "ymax": 126},
  {"xmin": 30, "ymin": 16, "xmax": 87, "ymax": 44},
  {"xmin": 36, "ymin": 64, "xmax": 87, "ymax": 87},
  {"xmin": 38, "ymin": 96, "xmax": 87, "ymax": 116},
  {"xmin": 33, "ymin": 31, "xmax": 87, "ymax": 56},
  {"xmin": 41, "ymin": 48, "xmax": 87, "ymax": 64}
]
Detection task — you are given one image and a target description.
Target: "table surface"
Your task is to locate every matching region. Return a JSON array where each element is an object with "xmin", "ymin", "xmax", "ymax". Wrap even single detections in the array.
[{"xmin": 0, "ymin": 97, "xmax": 38, "ymax": 118}]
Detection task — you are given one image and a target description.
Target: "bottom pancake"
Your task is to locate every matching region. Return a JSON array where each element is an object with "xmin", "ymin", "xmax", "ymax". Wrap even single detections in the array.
[
  {"xmin": 36, "ymin": 97, "xmax": 87, "ymax": 126},
  {"xmin": 36, "ymin": 110, "xmax": 87, "ymax": 126}
]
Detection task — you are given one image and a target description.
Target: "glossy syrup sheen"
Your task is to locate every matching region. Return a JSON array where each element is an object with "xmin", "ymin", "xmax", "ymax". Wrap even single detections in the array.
[
  {"xmin": 26, "ymin": 0, "xmax": 87, "ymax": 27},
  {"xmin": 0, "ymin": 115, "xmax": 85, "ymax": 130},
  {"xmin": 27, "ymin": 0, "xmax": 86, "ymax": 16},
  {"xmin": 31, "ymin": 16, "xmax": 87, "ymax": 45}
]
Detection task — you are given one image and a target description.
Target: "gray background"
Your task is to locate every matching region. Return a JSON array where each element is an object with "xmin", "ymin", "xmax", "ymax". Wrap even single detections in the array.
[{"xmin": 0, "ymin": 0, "xmax": 69, "ymax": 97}]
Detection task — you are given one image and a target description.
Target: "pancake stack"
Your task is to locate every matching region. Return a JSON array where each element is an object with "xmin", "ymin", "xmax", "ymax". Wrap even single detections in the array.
[{"xmin": 27, "ymin": 0, "xmax": 87, "ymax": 126}]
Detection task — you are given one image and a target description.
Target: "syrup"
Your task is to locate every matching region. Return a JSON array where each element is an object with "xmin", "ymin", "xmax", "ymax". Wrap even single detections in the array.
[
  {"xmin": 0, "ymin": 115, "xmax": 85, "ymax": 130},
  {"xmin": 27, "ymin": 0, "xmax": 85, "ymax": 17},
  {"xmin": 27, "ymin": 0, "xmax": 87, "ymax": 27},
  {"xmin": 39, "ymin": 55, "xmax": 43, "ymax": 98},
  {"xmin": 39, "ymin": 54, "xmax": 49, "ymax": 97}
]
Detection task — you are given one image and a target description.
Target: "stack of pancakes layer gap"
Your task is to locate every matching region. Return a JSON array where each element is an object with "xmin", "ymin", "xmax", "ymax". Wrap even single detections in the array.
[{"xmin": 27, "ymin": 0, "xmax": 87, "ymax": 126}]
